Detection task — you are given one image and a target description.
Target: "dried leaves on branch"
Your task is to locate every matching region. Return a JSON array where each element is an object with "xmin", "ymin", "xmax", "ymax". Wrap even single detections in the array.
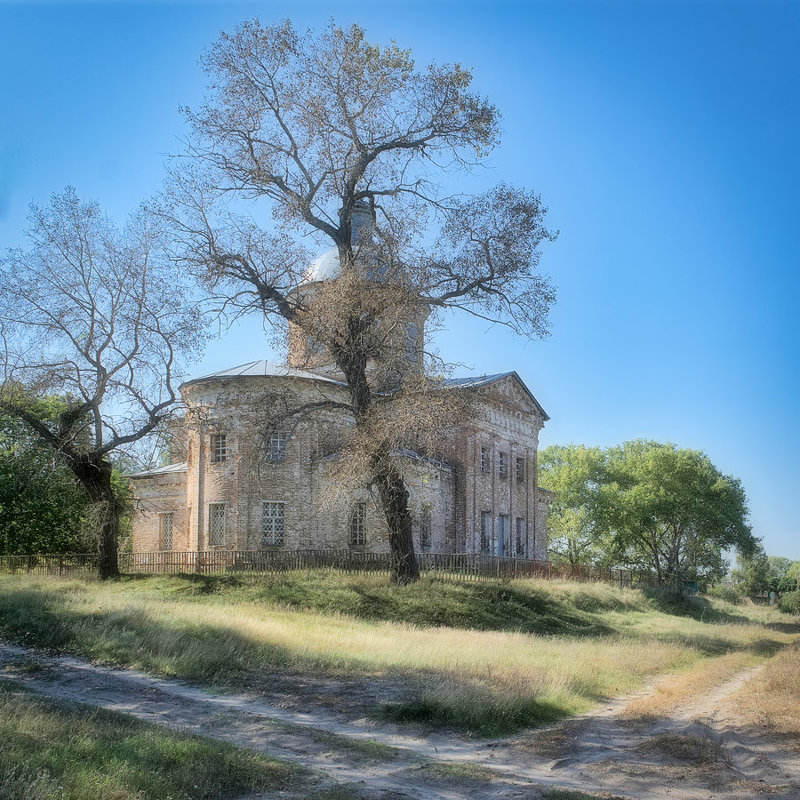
[{"xmin": 165, "ymin": 19, "xmax": 557, "ymax": 582}]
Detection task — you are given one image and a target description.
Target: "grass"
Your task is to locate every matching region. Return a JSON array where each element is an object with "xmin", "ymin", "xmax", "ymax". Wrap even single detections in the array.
[
  {"xmin": 638, "ymin": 732, "xmax": 727, "ymax": 766},
  {"xmin": 0, "ymin": 571, "xmax": 797, "ymax": 736},
  {"xmin": 619, "ymin": 650, "xmax": 760, "ymax": 722},
  {"xmin": 0, "ymin": 680, "xmax": 302, "ymax": 800},
  {"xmin": 733, "ymin": 640, "xmax": 800, "ymax": 738}
]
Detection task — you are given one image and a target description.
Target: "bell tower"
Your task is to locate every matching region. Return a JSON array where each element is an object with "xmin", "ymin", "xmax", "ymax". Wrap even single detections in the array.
[{"xmin": 287, "ymin": 201, "xmax": 430, "ymax": 383}]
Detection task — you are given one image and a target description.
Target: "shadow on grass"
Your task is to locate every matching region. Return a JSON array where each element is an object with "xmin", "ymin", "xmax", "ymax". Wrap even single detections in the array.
[
  {"xmin": 380, "ymin": 693, "xmax": 569, "ymax": 737},
  {"xmin": 0, "ymin": 681, "xmax": 300, "ymax": 800},
  {"xmin": 0, "ymin": 580, "xmax": 585, "ymax": 737},
  {"xmin": 641, "ymin": 589, "xmax": 760, "ymax": 626},
  {"xmin": 112, "ymin": 572, "xmax": 616, "ymax": 637}
]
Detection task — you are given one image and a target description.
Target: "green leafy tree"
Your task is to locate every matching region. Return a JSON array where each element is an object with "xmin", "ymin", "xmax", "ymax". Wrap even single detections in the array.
[
  {"xmin": 0, "ymin": 403, "xmax": 91, "ymax": 555},
  {"xmin": 539, "ymin": 444, "xmax": 606, "ymax": 564},
  {"xmin": 732, "ymin": 549, "xmax": 798, "ymax": 597},
  {"xmin": 597, "ymin": 441, "xmax": 755, "ymax": 586}
]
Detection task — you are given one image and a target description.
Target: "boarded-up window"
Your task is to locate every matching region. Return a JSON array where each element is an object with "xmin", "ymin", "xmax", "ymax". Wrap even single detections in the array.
[
  {"xmin": 159, "ymin": 513, "xmax": 174, "ymax": 551},
  {"xmin": 349, "ymin": 503, "xmax": 366, "ymax": 547},
  {"xmin": 516, "ymin": 517, "xmax": 525, "ymax": 556},
  {"xmin": 208, "ymin": 503, "xmax": 225, "ymax": 546},
  {"xmin": 419, "ymin": 506, "xmax": 431, "ymax": 551},
  {"xmin": 498, "ymin": 514, "xmax": 510, "ymax": 557},
  {"xmin": 210, "ymin": 434, "xmax": 227, "ymax": 463},
  {"xmin": 261, "ymin": 502, "xmax": 285, "ymax": 545},
  {"xmin": 480, "ymin": 511, "xmax": 491, "ymax": 553}
]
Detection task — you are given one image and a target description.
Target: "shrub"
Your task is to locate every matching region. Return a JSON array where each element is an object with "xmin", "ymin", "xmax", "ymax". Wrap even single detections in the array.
[
  {"xmin": 706, "ymin": 583, "xmax": 743, "ymax": 605},
  {"xmin": 777, "ymin": 590, "xmax": 800, "ymax": 615}
]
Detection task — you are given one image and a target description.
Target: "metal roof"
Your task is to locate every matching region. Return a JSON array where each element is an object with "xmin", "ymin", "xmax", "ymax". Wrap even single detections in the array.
[
  {"xmin": 181, "ymin": 362, "xmax": 547, "ymax": 419},
  {"xmin": 181, "ymin": 360, "xmax": 346, "ymax": 389},
  {"xmin": 443, "ymin": 371, "xmax": 549, "ymax": 421},
  {"xmin": 128, "ymin": 462, "xmax": 188, "ymax": 479}
]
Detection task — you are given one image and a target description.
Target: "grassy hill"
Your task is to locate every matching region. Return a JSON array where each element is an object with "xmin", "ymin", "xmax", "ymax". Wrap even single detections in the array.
[{"xmin": 0, "ymin": 571, "xmax": 796, "ymax": 735}]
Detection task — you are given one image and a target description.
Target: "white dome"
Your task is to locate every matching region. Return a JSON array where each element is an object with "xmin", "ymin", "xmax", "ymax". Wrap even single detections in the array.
[{"xmin": 304, "ymin": 246, "xmax": 341, "ymax": 283}]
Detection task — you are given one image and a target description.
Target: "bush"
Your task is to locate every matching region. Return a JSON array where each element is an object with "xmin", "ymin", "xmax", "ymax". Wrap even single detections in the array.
[
  {"xmin": 777, "ymin": 590, "xmax": 800, "ymax": 615},
  {"xmin": 706, "ymin": 583, "xmax": 743, "ymax": 605}
]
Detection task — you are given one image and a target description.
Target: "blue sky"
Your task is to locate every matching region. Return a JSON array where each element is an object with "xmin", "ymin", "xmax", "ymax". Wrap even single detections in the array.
[{"xmin": 1, "ymin": 1, "xmax": 798, "ymax": 560}]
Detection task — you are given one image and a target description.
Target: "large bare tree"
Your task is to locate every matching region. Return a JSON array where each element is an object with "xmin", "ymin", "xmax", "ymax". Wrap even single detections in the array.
[
  {"xmin": 169, "ymin": 20, "xmax": 556, "ymax": 583},
  {"xmin": 0, "ymin": 189, "xmax": 203, "ymax": 578}
]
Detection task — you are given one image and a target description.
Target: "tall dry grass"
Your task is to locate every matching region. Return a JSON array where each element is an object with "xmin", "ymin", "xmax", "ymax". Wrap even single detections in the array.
[{"xmin": 0, "ymin": 573, "xmax": 796, "ymax": 734}]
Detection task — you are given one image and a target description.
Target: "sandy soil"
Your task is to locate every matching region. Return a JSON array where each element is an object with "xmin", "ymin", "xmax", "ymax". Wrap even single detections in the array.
[{"xmin": 1, "ymin": 642, "xmax": 798, "ymax": 800}]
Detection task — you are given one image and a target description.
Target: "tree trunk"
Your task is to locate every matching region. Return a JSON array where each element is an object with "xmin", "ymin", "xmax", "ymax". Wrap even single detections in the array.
[
  {"xmin": 73, "ymin": 458, "xmax": 120, "ymax": 579},
  {"xmin": 375, "ymin": 467, "xmax": 420, "ymax": 585},
  {"xmin": 335, "ymin": 320, "xmax": 420, "ymax": 585}
]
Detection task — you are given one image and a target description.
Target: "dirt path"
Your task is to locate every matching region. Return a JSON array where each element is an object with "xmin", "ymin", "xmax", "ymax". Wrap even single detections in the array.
[{"xmin": 1, "ymin": 642, "xmax": 798, "ymax": 800}]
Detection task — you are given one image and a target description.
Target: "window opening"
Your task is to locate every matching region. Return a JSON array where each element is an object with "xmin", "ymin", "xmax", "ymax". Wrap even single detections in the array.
[
  {"xmin": 159, "ymin": 513, "xmax": 174, "ymax": 551},
  {"xmin": 419, "ymin": 506, "xmax": 431, "ymax": 551},
  {"xmin": 208, "ymin": 503, "xmax": 225, "ymax": 546},
  {"xmin": 210, "ymin": 433, "xmax": 227, "ymax": 463},
  {"xmin": 349, "ymin": 502, "xmax": 366, "ymax": 547},
  {"xmin": 498, "ymin": 451, "xmax": 508, "ymax": 480},
  {"xmin": 265, "ymin": 432, "xmax": 287, "ymax": 463},
  {"xmin": 480, "ymin": 511, "xmax": 492, "ymax": 553},
  {"xmin": 261, "ymin": 502, "xmax": 285, "ymax": 546}
]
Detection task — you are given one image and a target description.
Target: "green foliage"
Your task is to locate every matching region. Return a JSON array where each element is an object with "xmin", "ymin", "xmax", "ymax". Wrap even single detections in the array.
[
  {"xmin": 542, "ymin": 440, "xmax": 755, "ymax": 586},
  {"xmin": 706, "ymin": 583, "xmax": 744, "ymax": 604},
  {"xmin": 777, "ymin": 591, "xmax": 800, "ymax": 615},
  {"xmin": 0, "ymin": 682, "xmax": 300, "ymax": 800},
  {"xmin": 732, "ymin": 547, "xmax": 799, "ymax": 598},
  {"xmin": 0, "ymin": 408, "xmax": 91, "ymax": 555},
  {"xmin": 539, "ymin": 444, "xmax": 607, "ymax": 565}
]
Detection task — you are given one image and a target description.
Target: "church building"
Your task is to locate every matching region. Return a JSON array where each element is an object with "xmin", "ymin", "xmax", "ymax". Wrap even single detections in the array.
[{"xmin": 129, "ymin": 205, "xmax": 553, "ymax": 559}]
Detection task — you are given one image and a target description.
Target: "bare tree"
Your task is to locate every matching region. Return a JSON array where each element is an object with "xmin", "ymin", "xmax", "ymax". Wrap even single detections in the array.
[
  {"xmin": 0, "ymin": 189, "xmax": 203, "ymax": 578},
  {"xmin": 169, "ymin": 20, "xmax": 556, "ymax": 583}
]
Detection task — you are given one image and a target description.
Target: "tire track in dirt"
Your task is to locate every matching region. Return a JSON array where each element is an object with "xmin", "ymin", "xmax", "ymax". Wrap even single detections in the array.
[{"xmin": 2, "ymin": 643, "xmax": 797, "ymax": 800}]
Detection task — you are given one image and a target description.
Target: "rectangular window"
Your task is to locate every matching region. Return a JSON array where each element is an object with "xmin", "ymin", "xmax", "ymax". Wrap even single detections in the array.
[
  {"xmin": 498, "ymin": 451, "xmax": 508, "ymax": 480},
  {"xmin": 480, "ymin": 446, "xmax": 491, "ymax": 475},
  {"xmin": 210, "ymin": 433, "xmax": 227, "ymax": 463},
  {"xmin": 265, "ymin": 432, "xmax": 287, "ymax": 463},
  {"xmin": 419, "ymin": 506, "xmax": 431, "ymax": 551},
  {"xmin": 261, "ymin": 502, "xmax": 285, "ymax": 546},
  {"xmin": 516, "ymin": 517, "xmax": 525, "ymax": 556},
  {"xmin": 516, "ymin": 456, "xmax": 526, "ymax": 484},
  {"xmin": 480, "ymin": 511, "xmax": 492, "ymax": 553},
  {"xmin": 498, "ymin": 514, "xmax": 510, "ymax": 557},
  {"xmin": 159, "ymin": 513, "xmax": 174, "ymax": 551},
  {"xmin": 208, "ymin": 503, "xmax": 225, "ymax": 546},
  {"xmin": 349, "ymin": 502, "xmax": 366, "ymax": 547}
]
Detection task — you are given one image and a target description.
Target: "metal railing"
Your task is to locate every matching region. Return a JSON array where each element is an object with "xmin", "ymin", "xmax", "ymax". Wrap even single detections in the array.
[
  {"xmin": 116, "ymin": 549, "xmax": 648, "ymax": 587},
  {"xmin": 0, "ymin": 548, "xmax": 652, "ymax": 588}
]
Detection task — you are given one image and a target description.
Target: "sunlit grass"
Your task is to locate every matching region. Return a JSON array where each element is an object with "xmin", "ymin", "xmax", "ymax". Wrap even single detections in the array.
[
  {"xmin": 0, "ymin": 681, "xmax": 302, "ymax": 800},
  {"xmin": 0, "ymin": 572, "xmax": 796, "ymax": 735},
  {"xmin": 733, "ymin": 641, "xmax": 800, "ymax": 738}
]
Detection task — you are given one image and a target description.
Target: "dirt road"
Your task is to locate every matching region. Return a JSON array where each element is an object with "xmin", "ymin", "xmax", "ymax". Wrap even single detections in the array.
[{"xmin": 1, "ymin": 643, "xmax": 797, "ymax": 800}]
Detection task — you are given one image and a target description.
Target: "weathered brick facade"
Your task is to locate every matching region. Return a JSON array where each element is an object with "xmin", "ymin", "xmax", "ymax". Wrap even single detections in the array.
[
  {"xmin": 130, "ymin": 363, "xmax": 551, "ymax": 558},
  {"xmin": 131, "ymin": 212, "xmax": 551, "ymax": 558}
]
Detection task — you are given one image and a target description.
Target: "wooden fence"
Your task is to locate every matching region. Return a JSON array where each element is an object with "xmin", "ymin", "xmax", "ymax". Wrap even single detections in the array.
[
  {"xmin": 0, "ymin": 553, "xmax": 98, "ymax": 575},
  {"xmin": 0, "ymin": 549, "xmax": 652, "ymax": 588}
]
